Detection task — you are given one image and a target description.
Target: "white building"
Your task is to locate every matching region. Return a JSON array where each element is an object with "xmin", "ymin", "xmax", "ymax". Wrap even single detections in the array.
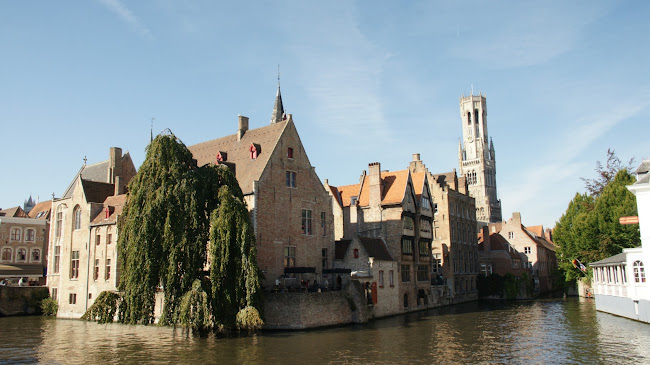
[{"xmin": 590, "ymin": 160, "xmax": 650, "ymax": 323}]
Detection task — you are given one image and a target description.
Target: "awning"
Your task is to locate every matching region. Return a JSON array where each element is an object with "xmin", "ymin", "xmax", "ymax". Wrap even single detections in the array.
[
  {"xmin": 0, "ymin": 264, "xmax": 45, "ymax": 277},
  {"xmin": 284, "ymin": 267, "xmax": 316, "ymax": 274},
  {"xmin": 323, "ymin": 268, "xmax": 352, "ymax": 274}
]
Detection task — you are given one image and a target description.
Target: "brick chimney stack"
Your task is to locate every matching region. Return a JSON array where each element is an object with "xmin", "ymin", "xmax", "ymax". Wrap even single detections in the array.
[
  {"xmin": 238, "ymin": 115, "xmax": 249, "ymax": 141},
  {"xmin": 109, "ymin": 147, "xmax": 123, "ymax": 184},
  {"xmin": 481, "ymin": 226, "xmax": 490, "ymax": 252},
  {"xmin": 368, "ymin": 162, "xmax": 383, "ymax": 207}
]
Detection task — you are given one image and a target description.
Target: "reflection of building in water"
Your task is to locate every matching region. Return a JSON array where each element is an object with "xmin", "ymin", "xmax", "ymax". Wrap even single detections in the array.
[{"xmin": 591, "ymin": 160, "xmax": 650, "ymax": 323}]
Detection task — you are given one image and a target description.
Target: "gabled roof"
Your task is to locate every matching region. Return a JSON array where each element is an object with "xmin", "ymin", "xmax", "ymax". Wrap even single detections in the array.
[
  {"xmin": 523, "ymin": 226, "xmax": 555, "ymax": 251},
  {"xmin": 0, "ymin": 206, "xmax": 29, "ymax": 218},
  {"xmin": 327, "ymin": 185, "xmax": 343, "ymax": 208},
  {"xmin": 91, "ymin": 194, "xmax": 127, "ymax": 224},
  {"xmin": 358, "ymin": 170, "xmax": 410, "ymax": 207},
  {"xmin": 188, "ymin": 120, "xmax": 289, "ymax": 195},
  {"xmin": 590, "ymin": 252, "xmax": 627, "ymax": 266},
  {"xmin": 28, "ymin": 200, "xmax": 52, "ymax": 220},
  {"xmin": 337, "ymin": 184, "xmax": 360, "ymax": 207},
  {"xmin": 358, "ymin": 237, "xmax": 394, "ymax": 261},
  {"xmin": 526, "ymin": 225, "xmax": 544, "ymax": 238},
  {"xmin": 411, "ymin": 172, "xmax": 426, "ymax": 202},
  {"xmin": 81, "ymin": 180, "xmax": 116, "ymax": 204}
]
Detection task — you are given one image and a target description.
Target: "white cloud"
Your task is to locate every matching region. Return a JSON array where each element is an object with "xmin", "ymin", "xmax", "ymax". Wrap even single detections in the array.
[{"xmin": 98, "ymin": 0, "xmax": 152, "ymax": 39}]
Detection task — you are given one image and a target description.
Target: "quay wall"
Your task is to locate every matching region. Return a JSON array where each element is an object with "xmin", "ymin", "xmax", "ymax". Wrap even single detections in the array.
[
  {"xmin": 595, "ymin": 294, "xmax": 650, "ymax": 323},
  {"xmin": 0, "ymin": 286, "xmax": 49, "ymax": 316}
]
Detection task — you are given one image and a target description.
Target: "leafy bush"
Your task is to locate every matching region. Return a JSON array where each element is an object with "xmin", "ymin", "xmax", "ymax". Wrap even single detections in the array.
[
  {"xmin": 236, "ymin": 306, "xmax": 263, "ymax": 332},
  {"xmin": 41, "ymin": 297, "xmax": 58, "ymax": 316},
  {"xmin": 81, "ymin": 291, "xmax": 120, "ymax": 323}
]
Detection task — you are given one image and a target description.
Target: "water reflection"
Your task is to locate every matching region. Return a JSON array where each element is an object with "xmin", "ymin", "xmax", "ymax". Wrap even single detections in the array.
[{"xmin": 0, "ymin": 298, "xmax": 648, "ymax": 364}]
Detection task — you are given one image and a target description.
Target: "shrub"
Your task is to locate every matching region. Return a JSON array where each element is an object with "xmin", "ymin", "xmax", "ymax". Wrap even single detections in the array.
[
  {"xmin": 236, "ymin": 306, "xmax": 263, "ymax": 332},
  {"xmin": 41, "ymin": 298, "xmax": 58, "ymax": 316},
  {"xmin": 81, "ymin": 291, "xmax": 120, "ymax": 323}
]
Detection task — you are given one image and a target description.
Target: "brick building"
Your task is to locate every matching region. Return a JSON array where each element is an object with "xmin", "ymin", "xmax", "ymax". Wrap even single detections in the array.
[
  {"xmin": 188, "ymin": 86, "xmax": 334, "ymax": 288},
  {"xmin": 408, "ymin": 154, "xmax": 479, "ymax": 303},
  {"xmin": 0, "ymin": 209, "xmax": 49, "ymax": 284},
  {"xmin": 477, "ymin": 226, "xmax": 529, "ymax": 277},
  {"xmin": 47, "ymin": 147, "xmax": 136, "ymax": 318}
]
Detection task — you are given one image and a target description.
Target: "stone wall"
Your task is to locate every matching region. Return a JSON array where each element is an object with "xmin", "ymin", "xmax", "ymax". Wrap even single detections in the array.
[
  {"xmin": 263, "ymin": 281, "xmax": 369, "ymax": 330},
  {"xmin": 0, "ymin": 286, "xmax": 49, "ymax": 316}
]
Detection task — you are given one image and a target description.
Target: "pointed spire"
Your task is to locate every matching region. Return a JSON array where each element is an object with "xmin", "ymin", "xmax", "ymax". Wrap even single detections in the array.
[{"xmin": 270, "ymin": 66, "xmax": 285, "ymax": 124}]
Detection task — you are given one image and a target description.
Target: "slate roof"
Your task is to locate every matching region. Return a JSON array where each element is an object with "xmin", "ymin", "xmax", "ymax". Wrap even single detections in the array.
[
  {"xmin": 81, "ymin": 180, "xmax": 116, "ymax": 204},
  {"xmin": 188, "ymin": 120, "xmax": 289, "ymax": 195},
  {"xmin": 91, "ymin": 194, "xmax": 127, "ymax": 224},
  {"xmin": 335, "ymin": 240, "xmax": 352, "ymax": 260},
  {"xmin": 28, "ymin": 200, "xmax": 52, "ymax": 220},
  {"xmin": 358, "ymin": 170, "xmax": 410, "ymax": 207},
  {"xmin": 62, "ymin": 152, "xmax": 134, "ymax": 199},
  {"xmin": 635, "ymin": 160, "xmax": 650, "ymax": 175},
  {"xmin": 358, "ymin": 237, "xmax": 394, "ymax": 261},
  {"xmin": 589, "ymin": 252, "xmax": 627, "ymax": 266}
]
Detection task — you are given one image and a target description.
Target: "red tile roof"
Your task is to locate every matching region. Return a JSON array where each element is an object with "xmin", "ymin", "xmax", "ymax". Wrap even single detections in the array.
[
  {"xmin": 358, "ymin": 170, "xmax": 409, "ymax": 207},
  {"xmin": 28, "ymin": 201, "xmax": 52, "ymax": 220},
  {"xmin": 0, "ymin": 206, "xmax": 28, "ymax": 218},
  {"xmin": 526, "ymin": 225, "xmax": 544, "ymax": 238},
  {"xmin": 411, "ymin": 172, "xmax": 425, "ymax": 201},
  {"xmin": 337, "ymin": 184, "xmax": 361, "ymax": 207},
  {"xmin": 91, "ymin": 194, "xmax": 127, "ymax": 224}
]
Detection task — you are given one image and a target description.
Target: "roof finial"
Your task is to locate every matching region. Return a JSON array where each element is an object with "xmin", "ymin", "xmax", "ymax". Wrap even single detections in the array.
[{"xmin": 83, "ymin": 156, "xmax": 87, "ymax": 165}]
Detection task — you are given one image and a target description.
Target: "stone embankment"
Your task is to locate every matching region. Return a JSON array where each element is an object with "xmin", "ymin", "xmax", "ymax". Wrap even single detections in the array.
[{"xmin": 0, "ymin": 286, "xmax": 49, "ymax": 316}]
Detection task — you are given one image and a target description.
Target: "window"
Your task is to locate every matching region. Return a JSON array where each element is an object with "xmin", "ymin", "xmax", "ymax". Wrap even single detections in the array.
[
  {"xmin": 389, "ymin": 270, "xmax": 394, "ymax": 287},
  {"xmin": 284, "ymin": 246, "xmax": 296, "ymax": 267},
  {"xmin": 322, "ymin": 248, "xmax": 328, "ymax": 270},
  {"xmin": 422, "ymin": 197, "xmax": 431, "ymax": 210},
  {"xmin": 55, "ymin": 210, "xmax": 63, "ymax": 238},
  {"xmin": 419, "ymin": 241, "xmax": 430, "ymax": 256},
  {"xmin": 378, "ymin": 270, "xmax": 384, "ymax": 288},
  {"xmin": 70, "ymin": 251, "xmax": 80, "ymax": 279},
  {"xmin": 403, "ymin": 294, "xmax": 409, "ymax": 308},
  {"xmin": 51, "ymin": 288, "xmax": 58, "ymax": 301},
  {"xmin": 401, "ymin": 238, "xmax": 413, "ymax": 255},
  {"xmin": 16, "ymin": 248, "xmax": 27, "ymax": 262},
  {"xmin": 401, "ymin": 264, "xmax": 411, "ymax": 283},
  {"xmin": 524, "ymin": 247, "xmax": 531, "ymax": 254},
  {"xmin": 353, "ymin": 248, "xmax": 359, "ymax": 259},
  {"xmin": 1, "ymin": 248, "xmax": 12, "ymax": 262},
  {"xmin": 287, "ymin": 147, "xmax": 294, "ymax": 159},
  {"xmin": 105, "ymin": 259, "xmax": 111, "ymax": 280},
  {"xmin": 467, "ymin": 111, "xmax": 471, "ymax": 125},
  {"xmin": 249, "ymin": 144, "xmax": 258, "ymax": 159},
  {"xmin": 26, "ymin": 229, "xmax": 35, "ymax": 242},
  {"xmin": 69, "ymin": 293, "xmax": 77, "ymax": 305},
  {"xmin": 94, "ymin": 259, "xmax": 100, "ymax": 280},
  {"xmin": 351, "ymin": 196, "xmax": 358, "ymax": 205},
  {"xmin": 508, "ymin": 232, "xmax": 514, "ymax": 239},
  {"xmin": 433, "ymin": 203, "xmax": 438, "ymax": 214},
  {"xmin": 474, "ymin": 109, "xmax": 479, "ymax": 124},
  {"xmin": 286, "ymin": 171, "xmax": 296, "ymax": 188},
  {"xmin": 73, "ymin": 206, "xmax": 82, "ymax": 230},
  {"xmin": 417, "ymin": 265, "xmax": 429, "ymax": 282},
  {"xmin": 403, "ymin": 216, "xmax": 414, "ymax": 230},
  {"xmin": 31, "ymin": 249, "xmax": 40, "ymax": 262},
  {"xmin": 96, "ymin": 234, "xmax": 101, "ymax": 246},
  {"xmin": 420, "ymin": 219, "xmax": 431, "ymax": 233},
  {"xmin": 301, "ymin": 209, "xmax": 312, "ymax": 235},
  {"xmin": 10, "ymin": 228, "xmax": 21, "ymax": 241},
  {"xmin": 633, "ymin": 261, "xmax": 646, "ymax": 283},
  {"xmin": 321, "ymin": 212, "xmax": 326, "ymax": 236},
  {"xmin": 53, "ymin": 245, "xmax": 61, "ymax": 274},
  {"xmin": 107, "ymin": 234, "xmax": 112, "ymax": 245}
]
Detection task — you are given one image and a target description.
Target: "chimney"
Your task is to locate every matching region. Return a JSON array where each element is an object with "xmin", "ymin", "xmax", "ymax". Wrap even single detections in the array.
[
  {"xmin": 412, "ymin": 153, "xmax": 420, "ymax": 162},
  {"xmin": 109, "ymin": 147, "xmax": 123, "ymax": 183},
  {"xmin": 481, "ymin": 226, "xmax": 490, "ymax": 252},
  {"xmin": 238, "ymin": 115, "xmax": 249, "ymax": 141},
  {"xmin": 368, "ymin": 162, "xmax": 382, "ymax": 207},
  {"xmin": 512, "ymin": 212, "xmax": 522, "ymax": 224}
]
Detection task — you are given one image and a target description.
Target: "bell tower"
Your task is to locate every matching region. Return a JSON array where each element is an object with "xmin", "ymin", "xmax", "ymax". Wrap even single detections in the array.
[{"xmin": 458, "ymin": 93, "xmax": 501, "ymax": 226}]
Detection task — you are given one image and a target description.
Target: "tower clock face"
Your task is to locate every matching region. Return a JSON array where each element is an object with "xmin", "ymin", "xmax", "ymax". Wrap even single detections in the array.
[{"xmin": 467, "ymin": 135, "xmax": 474, "ymax": 142}]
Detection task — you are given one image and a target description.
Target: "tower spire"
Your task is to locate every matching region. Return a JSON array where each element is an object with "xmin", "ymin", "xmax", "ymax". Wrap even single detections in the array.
[{"xmin": 270, "ymin": 66, "xmax": 285, "ymax": 124}]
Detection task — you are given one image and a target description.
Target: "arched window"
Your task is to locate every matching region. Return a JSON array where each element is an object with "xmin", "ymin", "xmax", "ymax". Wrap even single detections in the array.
[
  {"xmin": 1, "ymin": 248, "xmax": 12, "ymax": 262},
  {"xmin": 633, "ymin": 261, "xmax": 646, "ymax": 283},
  {"xmin": 31, "ymin": 249, "xmax": 41, "ymax": 262},
  {"xmin": 467, "ymin": 111, "xmax": 471, "ymax": 125},
  {"xmin": 73, "ymin": 206, "xmax": 82, "ymax": 230},
  {"xmin": 474, "ymin": 109, "xmax": 479, "ymax": 124},
  {"xmin": 55, "ymin": 206, "xmax": 64, "ymax": 238},
  {"xmin": 26, "ymin": 229, "xmax": 35, "ymax": 242},
  {"xmin": 10, "ymin": 228, "xmax": 22, "ymax": 241},
  {"xmin": 16, "ymin": 248, "xmax": 27, "ymax": 262}
]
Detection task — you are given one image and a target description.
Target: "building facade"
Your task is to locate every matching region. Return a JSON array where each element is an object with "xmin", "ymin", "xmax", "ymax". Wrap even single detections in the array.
[
  {"xmin": 188, "ymin": 86, "xmax": 334, "ymax": 289},
  {"xmin": 47, "ymin": 147, "xmax": 136, "ymax": 318},
  {"xmin": 458, "ymin": 94, "xmax": 502, "ymax": 226},
  {"xmin": 409, "ymin": 154, "xmax": 479, "ymax": 303}
]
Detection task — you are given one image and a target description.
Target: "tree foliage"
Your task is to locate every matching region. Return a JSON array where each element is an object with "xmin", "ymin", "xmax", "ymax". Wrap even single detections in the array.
[
  {"xmin": 82, "ymin": 291, "xmax": 121, "ymax": 324},
  {"xmin": 555, "ymin": 168, "xmax": 639, "ymax": 282},
  {"xmin": 117, "ymin": 132, "xmax": 263, "ymax": 330},
  {"xmin": 179, "ymin": 279, "xmax": 211, "ymax": 332},
  {"xmin": 580, "ymin": 148, "xmax": 635, "ymax": 196}
]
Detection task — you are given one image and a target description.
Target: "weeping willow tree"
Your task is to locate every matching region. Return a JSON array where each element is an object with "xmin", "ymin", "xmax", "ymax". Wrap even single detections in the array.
[{"xmin": 117, "ymin": 131, "xmax": 262, "ymax": 328}]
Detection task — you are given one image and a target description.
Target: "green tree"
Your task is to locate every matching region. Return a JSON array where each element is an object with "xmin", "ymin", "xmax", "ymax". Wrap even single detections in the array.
[{"xmin": 117, "ymin": 131, "xmax": 262, "ymax": 328}]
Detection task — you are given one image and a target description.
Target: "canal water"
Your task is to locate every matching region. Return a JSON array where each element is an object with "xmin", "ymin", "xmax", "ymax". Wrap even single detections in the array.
[{"xmin": 1, "ymin": 298, "xmax": 648, "ymax": 364}]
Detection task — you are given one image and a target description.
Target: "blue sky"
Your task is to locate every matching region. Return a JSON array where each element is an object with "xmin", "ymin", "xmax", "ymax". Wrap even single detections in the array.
[{"xmin": 1, "ymin": 1, "xmax": 648, "ymax": 229}]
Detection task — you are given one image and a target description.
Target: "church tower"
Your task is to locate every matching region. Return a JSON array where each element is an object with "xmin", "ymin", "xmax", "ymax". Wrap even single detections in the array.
[{"xmin": 458, "ymin": 93, "xmax": 501, "ymax": 226}]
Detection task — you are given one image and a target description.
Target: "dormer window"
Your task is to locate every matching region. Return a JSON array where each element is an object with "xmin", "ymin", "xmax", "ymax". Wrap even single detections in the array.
[
  {"xmin": 216, "ymin": 151, "xmax": 227, "ymax": 162},
  {"xmin": 351, "ymin": 196, "xmax": 358, "ymax": 205},
  {"xmin": 249, "ymin": 144, "xmax": 260, "ymax": 159},
  {"xmin": 287, "ymin": 147, "xmax": 294, "ymax": 159}
]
